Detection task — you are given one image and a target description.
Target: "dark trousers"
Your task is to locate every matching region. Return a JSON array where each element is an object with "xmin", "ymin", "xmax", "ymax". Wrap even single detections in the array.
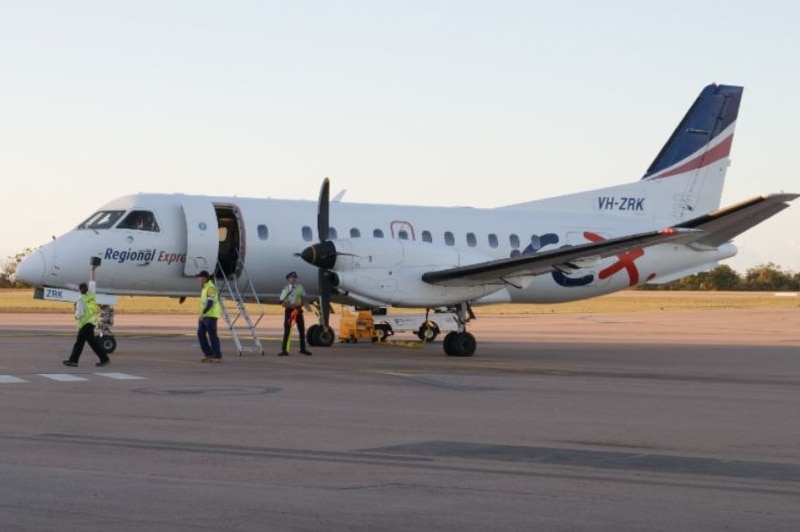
[
  {"xmin": 69, "ymin": 323, "xmax": 109, "ymax": 363},
  {"xmin": 197, "ymin": 317, "xmax": 222, "ymax": 358},
  {"xmin": 282, "ymin": 308, "xmax": 306, "ymax": 352}
]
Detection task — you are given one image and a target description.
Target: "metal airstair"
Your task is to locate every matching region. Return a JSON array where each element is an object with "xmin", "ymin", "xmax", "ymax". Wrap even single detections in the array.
[{"xmin": 216, "ymin": 260, "xmax": 265, "ymax": 355}]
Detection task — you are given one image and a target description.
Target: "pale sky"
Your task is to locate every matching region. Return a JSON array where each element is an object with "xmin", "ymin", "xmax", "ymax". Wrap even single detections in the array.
[{"xmin": 2, "ymin": 1, "xmax": 798, "ymax": 273}]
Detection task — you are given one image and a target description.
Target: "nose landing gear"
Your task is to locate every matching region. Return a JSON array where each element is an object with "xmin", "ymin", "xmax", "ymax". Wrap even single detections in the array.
[{"xmin": 96, "ymin": 305, "xmax": 117, "ymax": 354}]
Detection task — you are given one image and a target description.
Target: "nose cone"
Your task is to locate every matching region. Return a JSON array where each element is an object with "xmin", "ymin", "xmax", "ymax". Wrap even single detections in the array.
[{"xmin": 16, "ymin": 249, "xmax": 46, "ymax": 287}]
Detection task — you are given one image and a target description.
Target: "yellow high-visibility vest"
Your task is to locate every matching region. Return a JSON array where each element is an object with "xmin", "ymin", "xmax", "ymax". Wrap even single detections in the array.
[{"xmin": 200, "ymin": 280, "xmax": 221, "ymax": 318}]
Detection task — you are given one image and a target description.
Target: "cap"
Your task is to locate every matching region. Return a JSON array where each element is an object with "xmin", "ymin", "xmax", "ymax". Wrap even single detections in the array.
[
  {"xmin": 285, "ymin": 271, "xmax": 298, "ymax": 279},
  {"xmin": 198, "ymin": 270, "xmax": 211, "ymax": 278}
]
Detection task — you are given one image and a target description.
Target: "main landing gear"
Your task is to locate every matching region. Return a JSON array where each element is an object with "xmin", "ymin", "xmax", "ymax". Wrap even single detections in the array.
[{"xmin": 442, "ymin": 302, "xmax": 477, "ymax": 357}]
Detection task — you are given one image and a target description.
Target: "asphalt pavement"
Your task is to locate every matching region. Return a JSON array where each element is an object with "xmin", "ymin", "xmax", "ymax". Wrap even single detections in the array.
[{"xmin": 1, "ymin": 308, "xmax": 799, "ymax": 531}]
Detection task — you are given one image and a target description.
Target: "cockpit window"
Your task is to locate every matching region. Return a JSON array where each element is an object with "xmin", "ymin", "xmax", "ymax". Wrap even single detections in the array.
[
  {"xmin": 78, "ymin": 210, "xmax": 125, "ymax": 230},
  {"xmin": 117, "ymin": 210, "xmax": 160, "ymax": 232}
]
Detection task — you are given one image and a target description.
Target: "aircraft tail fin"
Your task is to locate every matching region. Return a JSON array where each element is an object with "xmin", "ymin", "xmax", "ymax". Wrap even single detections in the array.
[
  {"xmin": 642, "ymin": 83, "xmax": 742, "ymax": 182},
  {"xmin": 502, "ymin": 83, "xmax": 744, "ymax": 224}
]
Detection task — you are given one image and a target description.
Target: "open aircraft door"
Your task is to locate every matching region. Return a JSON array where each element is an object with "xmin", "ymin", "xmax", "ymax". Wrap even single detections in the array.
[{"xmin": 180, "ymin": 198, "xmax": 219, "ymax": 277}]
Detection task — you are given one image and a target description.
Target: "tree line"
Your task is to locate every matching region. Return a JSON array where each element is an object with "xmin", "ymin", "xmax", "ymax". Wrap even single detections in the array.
[
  {"xmin": 1, "ymin": 249, "xmax": 33, "ymax": 288},
  {"xmin": 2, "ymin": 248, "xmax": 799, "ymax": 291},
  {"xmin": 638, "ymin": 263, "xmax": 800, "ymax": 291}
]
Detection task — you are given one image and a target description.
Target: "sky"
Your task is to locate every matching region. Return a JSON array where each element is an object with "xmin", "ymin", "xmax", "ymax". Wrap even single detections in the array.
[{"xmin": 2, "ymin": 1, "xmax": 799, "ymax": 273}]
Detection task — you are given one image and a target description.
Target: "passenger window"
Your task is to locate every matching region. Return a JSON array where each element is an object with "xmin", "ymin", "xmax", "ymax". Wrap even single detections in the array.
[
  {"xmin": 422, "ymin": 230, "xmax": 432, "ymax": 243},
  {"xmin": 258, "ymin": 224, "xmax": 268, "ymax": 240},
  {"xmin": 398, "ymin": 230, "xmax": 409, "ymax": 240},
  {"xmin": 444, "ymin": 231, "xmax": 455, "ymax": 246},
  {"xmin": 466, "ymin": 232, "xmax": 477, "ymax": 247},
  {"xmin": 117, "ymin": 210, "xmax": 160, "ymax": 232},
  {"xmin": 373, "ymin": 229, "xmax": 384, "ymax": 238},
  {"xmin": 329, "ymin": 227, "xmax": 338, "ymax": 239},
  {"xmin": 78, "ymin": 210, "xmax": 125, "ymax": 230},
  {"xmin": 488, "ymin": 233, "xmax": 498, "ymax": 248},
  {"xmin": 302, "ymin": 226, "xmax": 313, "ymax": 242},
  {"xmin": 350, "ymin": 228, "xmax": 361, "ymax": 238},
  {"xmin": 509, "ymin": 234, "xmax": 520, "ymax": 249}
]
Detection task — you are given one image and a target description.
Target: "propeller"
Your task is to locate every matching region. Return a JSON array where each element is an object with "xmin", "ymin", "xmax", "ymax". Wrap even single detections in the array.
[{"xmin": 301, "ymin": 178, "xmax": 354, "ymax": 340}]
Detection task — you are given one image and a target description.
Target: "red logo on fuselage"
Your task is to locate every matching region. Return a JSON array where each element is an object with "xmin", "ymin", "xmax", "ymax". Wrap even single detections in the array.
[{"xmin": 583, "ymin": 232, "xmax": 644, "ymax": 286}]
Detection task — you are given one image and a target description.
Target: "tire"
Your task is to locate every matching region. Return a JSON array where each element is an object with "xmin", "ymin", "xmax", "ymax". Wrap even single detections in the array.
[
  {"xmin": 100, "ymin": 335, "xmax": 117, "ymax": 354},
  {"xmin": 306, "ymin": 324, "xmax": 320, "ymax": 346},
  {"xmin": 416, "ymin": 322, "xmax": 439, "ymax": 342},
  {"xmin": 451, "ymin": 332, "xmax": 476, "ymax": 357},
  {"xmin": 311, "ymin": 326, "xmax": 335, "ymax": 347},
  {"xmin": 443, "ymin": 331, "xmax": 458, "ymax": 356},
  {"xmin": 373, "ymin": 323, "xmax": 392, "ymax": 342}
]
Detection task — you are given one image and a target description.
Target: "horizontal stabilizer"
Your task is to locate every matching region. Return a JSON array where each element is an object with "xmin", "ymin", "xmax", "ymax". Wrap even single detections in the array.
[{"xmin": 674, "ymin": 193, "xmax": 799, "ymax": 247}]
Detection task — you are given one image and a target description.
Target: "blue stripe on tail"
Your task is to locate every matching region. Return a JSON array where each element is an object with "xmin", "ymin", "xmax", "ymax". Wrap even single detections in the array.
[{"xmin": 642, "ymin": 84, "xmax": 743, "ymax": 180}]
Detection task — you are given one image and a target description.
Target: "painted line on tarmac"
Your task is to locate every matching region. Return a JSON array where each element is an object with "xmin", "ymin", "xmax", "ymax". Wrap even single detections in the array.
[
  {"xmin": 1, "ymin": 372, "xmax": 146, "ymax": 384},
  {"xmin": 0, "ymin": 375, "xmax": 27, "ymax": 383},
  {"xmin": 95, "ymin": 372, "xmax": 146, "ymax": 380},
  {"xmin": 38, "ymin": 374, "xmax": 89, "ymax": 382}
]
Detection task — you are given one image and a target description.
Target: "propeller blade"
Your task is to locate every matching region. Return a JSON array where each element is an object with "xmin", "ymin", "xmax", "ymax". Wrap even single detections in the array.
[
  {"xmin": 315, "ymin": 177, "xmax": 333, "ymax": 332},
  {"xmin": 318, "ymin": 177, "xmax": 330, "ymax": 242},
  {"xmin": 319, "ymin": 269, "xmax": 331, "ymax": 330}
]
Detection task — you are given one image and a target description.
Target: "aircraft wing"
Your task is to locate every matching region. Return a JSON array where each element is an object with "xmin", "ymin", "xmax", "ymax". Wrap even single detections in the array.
[
  {"xmin": 673, "ymin": 193, "xmax": 799, "ymax": 247},
  {"xmin": 421, "ymin": 227, "xmax": 701, "ymax": 286}
]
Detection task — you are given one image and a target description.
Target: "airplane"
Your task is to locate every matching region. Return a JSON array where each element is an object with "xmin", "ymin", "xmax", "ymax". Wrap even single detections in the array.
[{"xmin": 15, "ymin": 83, "xmax": 797, "ymax": 357}]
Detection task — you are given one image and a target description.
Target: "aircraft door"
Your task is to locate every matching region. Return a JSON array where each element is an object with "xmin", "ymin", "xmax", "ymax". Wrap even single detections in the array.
[
  {"xmin": 390, "ymin": 220, "xmax": 415, "ymax": 240},
  {"xmin": 180, "ymin": 198, "xmax": 219, "ymax": 276}
]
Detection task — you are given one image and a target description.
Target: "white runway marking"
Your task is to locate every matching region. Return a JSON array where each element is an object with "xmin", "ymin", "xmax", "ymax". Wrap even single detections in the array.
[
  {"xmin": 38, "ymin": 374, "xmax": 89, "ymax": 382},
  {"xmin": 0, "ymin": 375, "xmax": 28, "ymax": 383},
  {"xmin": 95, "ymin": 372, "xmax": 146, "ymax": 380},
  {"xmin": 1, "ymin": 373, "xmax": 146, "ymax": 384}
]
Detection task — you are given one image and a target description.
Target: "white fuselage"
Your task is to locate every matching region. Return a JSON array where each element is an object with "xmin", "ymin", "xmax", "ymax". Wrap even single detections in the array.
[{"xmin": 19, "ymin": 192, "xmax": 734, "ymax": 307}]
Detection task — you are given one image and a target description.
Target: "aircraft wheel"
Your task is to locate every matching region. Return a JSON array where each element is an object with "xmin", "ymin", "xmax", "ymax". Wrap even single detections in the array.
[
  {"xmin": 444, "ymin": 332, "xmax": 475, "ymax": 357},
  {"xmin": 100, "ymin": 335, "xmax": 117, "ymax": 354},
  {"xmin": 443, "ymin": 331, "xmax": 458, "ymax": 356},
  {"xmin": 311, "ymin": 326, "xmax": 335, "ymax": 347},
  {"xmin": 454, "ymin": 332, "xmax": 476, "ymax": 356},
  {"xmin": 306, "ymin": 325, "xmax": 320, "ymax": 346},
  {"xmin": 416, "ymin": 321, "xmax": 439, "ymax": 342}
]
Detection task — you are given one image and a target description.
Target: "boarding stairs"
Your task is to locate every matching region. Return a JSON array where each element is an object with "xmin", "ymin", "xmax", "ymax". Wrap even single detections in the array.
[{"xmin": 216, "ymin": 260, "xmax": 265, "ymax": 356}]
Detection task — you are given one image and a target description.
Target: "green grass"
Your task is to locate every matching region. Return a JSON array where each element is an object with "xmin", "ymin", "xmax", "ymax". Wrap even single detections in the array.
[{"xmin": 1, "ymin": 288, "xmax": 797, "ymax": 315}]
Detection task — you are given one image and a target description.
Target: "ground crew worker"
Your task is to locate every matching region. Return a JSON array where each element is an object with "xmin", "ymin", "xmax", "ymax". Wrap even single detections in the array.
[
  {"xmin": 63, "ymin": 261, "xmax": 110, "ymax": 367},
  {"xmin": 278, "ymin": 271, "xmax": 312, "ymax": 356},
  {"xmin": 197, "ymin": 270, "xmax": 223, "ymax": 362}
]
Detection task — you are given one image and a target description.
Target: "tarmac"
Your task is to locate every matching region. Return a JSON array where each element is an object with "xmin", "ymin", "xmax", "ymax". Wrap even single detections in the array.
[{"xmin": 1, "ymin": 308, "xmax": 799, "ymax": 531}]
